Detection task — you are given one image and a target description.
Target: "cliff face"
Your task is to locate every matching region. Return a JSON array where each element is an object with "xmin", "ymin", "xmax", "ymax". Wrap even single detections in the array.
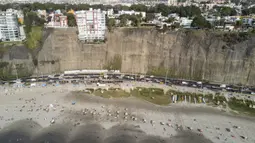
[
  {"xmin": 0, "ymin": 44, "xmax": 34, "ymax": 79},
  {"xmin": 1, "ymin": 28, "xmax": 255, "ymax": 85}
]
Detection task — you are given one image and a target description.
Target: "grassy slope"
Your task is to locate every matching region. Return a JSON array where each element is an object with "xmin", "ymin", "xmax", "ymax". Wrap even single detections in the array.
[
  {"xmin": 25, "ymin": 26, "xmax": 43, "ymax": 49},
  {"xmin": 88, "ymin": 87, "xmax": 170, "ymax": 105},
  {"xmin": 228, "ymin": 100, "xmax": 255, "ymax": 116},
  {"xmin": 130, "ymin": 87, "xmax": 170, "ymax": 105},
  {"xmin": 86, "ymin": 87, "xmax": 255, "ymax": 116}
]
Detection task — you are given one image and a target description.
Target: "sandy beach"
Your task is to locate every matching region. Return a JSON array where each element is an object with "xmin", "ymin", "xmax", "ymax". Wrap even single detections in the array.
[{"xmin": 0, "ymin": 82, "xmax": 254, "ymax": 143}]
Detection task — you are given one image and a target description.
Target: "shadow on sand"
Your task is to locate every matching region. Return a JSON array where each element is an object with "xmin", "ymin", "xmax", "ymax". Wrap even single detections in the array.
[{"xmin": 0, "ymin": 120, "xmax": 213, "ymax": 143}]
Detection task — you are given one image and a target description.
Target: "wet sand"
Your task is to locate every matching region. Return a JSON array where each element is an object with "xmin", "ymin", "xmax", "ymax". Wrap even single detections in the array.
[{"xmin": 0, "ymin": 83, "xmax": 254, "ymax": 143}]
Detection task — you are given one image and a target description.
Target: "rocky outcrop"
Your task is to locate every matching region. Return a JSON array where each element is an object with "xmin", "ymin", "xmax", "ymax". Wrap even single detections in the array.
[{"xmin": 1, "ymin": 27, "xmax": 255, "ymax": 85}]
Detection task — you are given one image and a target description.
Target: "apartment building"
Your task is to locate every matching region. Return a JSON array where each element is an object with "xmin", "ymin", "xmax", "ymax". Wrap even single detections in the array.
[
  {"xmin": 76, "ymin": 8, "xmax": 106, "ymax": 41},
  {"xmin": 0, "ymin": 9, "xmax": 25, "ymax": 41}
]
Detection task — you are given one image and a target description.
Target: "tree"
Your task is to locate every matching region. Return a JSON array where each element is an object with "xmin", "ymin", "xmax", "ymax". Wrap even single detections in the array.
[
  {"xmin": 23, "ymin": 13, "xmax": 32, "ymax": 33},
  {"xmin": 214, "ymin": 19, "xmax": 225, "ymax": 26},
  {"xmin": 229, "ymin": 8, "xmax": 237, "ymax": 16},
  {"xmin": 91, "ymin": 4, "xmax": 105, "ymax": 10},
  {"xmin": 155, "ymin": 4, "xmax": 170, "ymax": 16},
  {"xmin": 189, "ymin": 5, "xmax": 202, "ymax": 17},
  {"xmin": 215, "ymin": 6, "xmax": 237, "ymax": 16},
  {"xmin": 191, "ymin": 15, "xmax": 211, "ymax": 29},
  {"xmin": 251, "ymin": 28, "xmax": 255, "ymax": 33},
  {"xmin": 171, "ymin": 22, "xmax": 180, "ymax": 30},
  {"xmin": 106, "ymin": 17, "xmax": 116, "ymax": 32},
  {"xmin": 23, "ymin": 11, "xmax": 45, "ymax": 33},
  {"xmin": 145, "ymin": 13, "xmax": 155, "ymax": 22},
  {"xmin": 165, "ymin": 17, "xmax": 175, "ymax": 23},
  {"xmin": 235, "ymin": 20, "xmax": 242, "ymax": 28},
  {"xmin": 26, "ymin": 11, "xmax": 45, "ymax": 26},
  {"xmin": 66, "ymin": 13, "xmax": 77, "ymax": 27},
  {"xmin": 130, "ymin": 4, "xmax": 147, "ymax": 12},
  {"xmin": 242, "ymin": 6, "xmax": 255, "ymax": 15},
  {"xmin": 129, "ymin": 15, "xmax": 141, "ymax": 27},
  {"xmin": 176, "ymin": 6, "xmax": 201, "ymax": 18},
  {"xmin": 76, "ymin": 4, "xmax": 90, "ymax": 10},
  {"xmin": 119, "ymin": 14, "xmax": 141, "ymax": 27},
  {"xmin": 113, "ymin": 4, "xmax": 129, "ymax": 14},
  {"xmin": 119, "ymin": 14, "xmax": 128, "ymax": 27},
  {"xmin": 178, "ymin": 7, "xmax": 187, "ymax": 17},
  {"xmin": 32, "ymin": 2, "xmax": 46, "ymax": 10}
]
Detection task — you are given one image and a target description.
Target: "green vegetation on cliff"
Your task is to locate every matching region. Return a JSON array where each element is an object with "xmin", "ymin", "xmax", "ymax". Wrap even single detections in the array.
[
  {"xmin": 104, "ymin": 55, "xmax": 122, "ymax": 70},
  {"xmin": 106, "ymin": 17, "xmax": 116, "ymax": 32},
  {"xmin": 0, "ymin": 62, "xmax": 9, "ymax": 69},
  {"xmin": 25, "ymin": 26, "xmax": 43, "ymax": 49},
  {"xmin": 0, "ymin": 46, "xmax": 9, "ymax": 58},
  {"xmin": 0, "ymin": 62, "xmax": 15, "ymax": 80},
  {"xmin": 0, "ymin": 42, "xmax": 23, "ymax": 58},
  {"xmin": 66, "ymin": 13, "xmax": 77, "ymax": 27},
  {"xmin": 23, "ymin": 9, "xmax": 44, "ymax": 50},
  {"xmin": 147, "ymin": 66, "xmax": 174, "ymax": 78},
  {"xmin": 216, "ymin": 32, "xmax": 252, "ymax": 44},
  {"xmin": 0, "ymin": 62, "xmax": 32, "ymax": 80}
]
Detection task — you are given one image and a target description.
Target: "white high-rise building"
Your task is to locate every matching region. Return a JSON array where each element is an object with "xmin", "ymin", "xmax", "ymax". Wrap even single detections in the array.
[
  {"xmin": 0, "ymin": 9, "xmax": 25, "ymax": 42},
  {"xmin": 76, "ymin": 8, "xmax": 106, "ymax": 41}
]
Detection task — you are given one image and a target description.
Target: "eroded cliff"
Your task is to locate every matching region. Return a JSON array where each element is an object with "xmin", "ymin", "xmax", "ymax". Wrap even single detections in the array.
[
  {"xmin": 1, "ymin": 28, "xmax": 255, "ymax": 85},
  {"xmin": 0, "ymin": 43, "xmax": 34, "ymax": 79}
]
